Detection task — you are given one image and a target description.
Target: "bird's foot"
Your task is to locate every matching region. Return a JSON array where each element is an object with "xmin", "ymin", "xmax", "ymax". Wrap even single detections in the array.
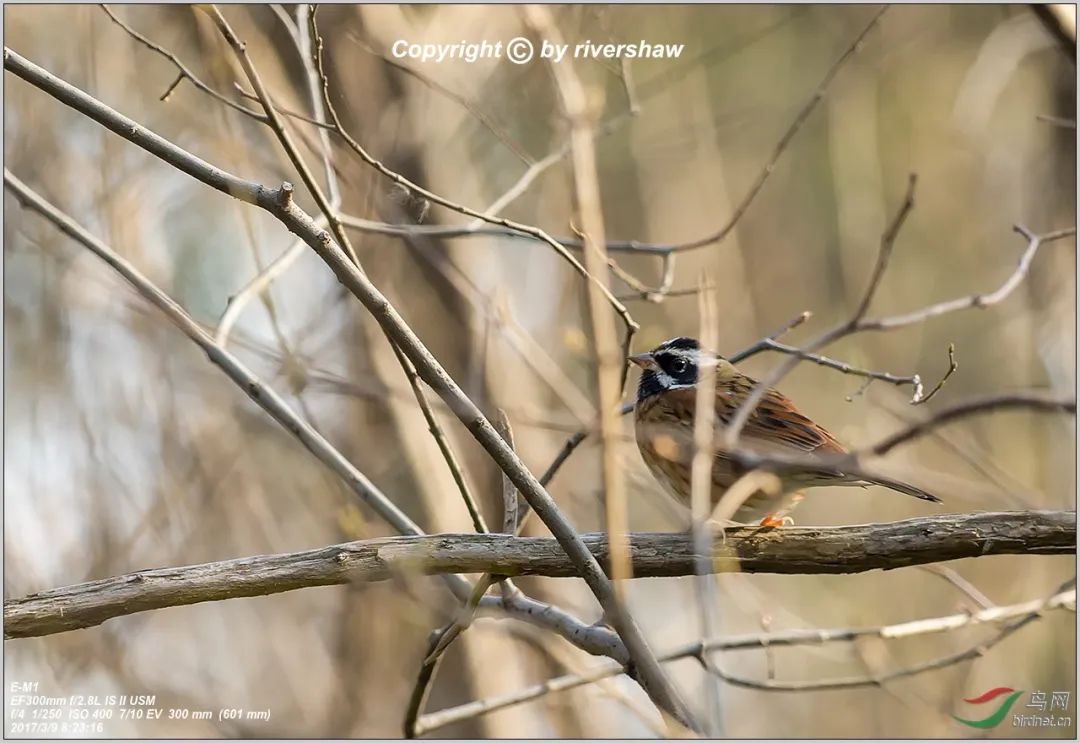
[
  {"xmin": 758, "ymin": 513, "xmax": 795, "ymax": 529},
  {"xmin": 758, "ymin": 491, "xmax": 804, "ymax": 528}
]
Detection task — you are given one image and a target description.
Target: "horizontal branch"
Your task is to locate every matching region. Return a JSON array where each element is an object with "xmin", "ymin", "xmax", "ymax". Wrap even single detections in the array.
[
  {"xmin": 415, "ymin": 584, "xmax": 1076, "ymax": 735},
  {"xmin": 6, "ymin": 511, "xmax": 1073, "ymax": 640}
]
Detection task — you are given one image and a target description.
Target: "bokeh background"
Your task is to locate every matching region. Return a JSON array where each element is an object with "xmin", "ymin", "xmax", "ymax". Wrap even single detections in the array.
[{"xmin": 4, "ymin": 4, "xmax": 1076, "ymax": 738}]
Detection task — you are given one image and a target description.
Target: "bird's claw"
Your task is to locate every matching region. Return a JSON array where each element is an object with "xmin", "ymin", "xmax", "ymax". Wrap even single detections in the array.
[{"xmin": 758, "ymin": 513, "xmax": 795, "ymax": 528}]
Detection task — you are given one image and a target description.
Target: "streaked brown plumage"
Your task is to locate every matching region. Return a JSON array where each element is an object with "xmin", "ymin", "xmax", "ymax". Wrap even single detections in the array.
[{"xmin": 630, "ymin": 337, "xmax": 941, "ymax": 524}]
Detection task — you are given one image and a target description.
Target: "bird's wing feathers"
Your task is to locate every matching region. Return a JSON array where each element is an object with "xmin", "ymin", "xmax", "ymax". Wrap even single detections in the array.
[
  {"xmin": 745, "ymin": 386, "xmax": 847, "ymax": 455},
  {"xmin": 657, "ymin": 381, "xmax": 847, "ymax": 457},
  {"xmin": 707, "ymin": 376, "xmax": 847, "ymax": 455}
]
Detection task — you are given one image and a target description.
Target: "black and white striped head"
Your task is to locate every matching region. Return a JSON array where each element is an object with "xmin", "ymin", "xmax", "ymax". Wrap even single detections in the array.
[{"xmin": 629, "ymin": 337, "xmax": 705, "ymax": 402}]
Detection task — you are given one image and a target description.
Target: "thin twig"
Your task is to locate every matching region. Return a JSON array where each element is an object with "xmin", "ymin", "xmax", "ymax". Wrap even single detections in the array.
[
  {"xmin": 215, "ymin": 223, "xmax": 321, "ymax": 346},
  {"xmin": 700, "ymin": 579, "xmax": 1075, "ymax": 691},
  {"xmin": 294, "ymin": 4, "xmax": 339, "ymax": 205},
  {"xmin": 215, "ymin": 6, "xmax": 342, "ymax": 348},
  {"xmin": 496, "ymin": 410, "xmax": 523, "ymax": 534},
  {"xmin": 725, "ymin": 311, "xmax": 953, "ymax": 404},
  {"xmin": 346, "ymin": 30, "xmax": 532, "ymax": 165},
  {"xmin": 915, "ymin": 343, "xmax": 957, "ymax": 405},
  {"xmin": 306, "ymin": 11, "xmax": 640, "ymax": 338},
  {"xmin": 864, "ymin": 393, "xmax": 1077, "ymax": 457},
  {"xmin": 727, "ymin": 310, "xmax": 813, "ymax": 362},
  {"xmin": 403, "ymin": 411, "xmax": 529, "ymax": 737},
  {"xmin": 1036, "ymin": 114, "xmax": 1077, "ymax": 129},
  {"xmin": 98, "ymin": 4, "xmax": 268, "ymax": 122},
  {"xmin": 917, "ymin": 564, "xmax": 995, "ymax": 611},
  {"xmin": 723, "ymin": 174, "xmax": 918, "ymax": 448},
  {"xmin": 332, "ymin": 6, "xmax": 887, "ymax": 262},
  {"xmin": 690, "ymin": 274, "xmax": 725, "ymax": 735},
  {"xmin": 525, "ymin": 5, "xmax": 635, "ymax": 598},
  {"xmin": 0, "ymin": 50, "xmax": 679, "ymax": 686},
  {"xmin": 208, "ymin": 5, "xmax": 361, "ymax": 267},
  {"xmin": 666, "ymin": 5, "xmax": 889, "ymax": 252},
  {"xmin": 758, "ymin": 340, "xmax": 920, "ymax": 388},
  {"xmin": 390, "ymin": 343, "xmax": 489, "ymax": 534},
  {"xmin": 414, "ymin": 583, "xmax": 1075, "ymax": 734},
  {"xmin": 2, "ymin": 169, "xmax": 432, "ymax": 556},
  {"xmin": 856, "ymin": 226, "xmax": 1077, "ymax": 332},
  {"xmin": 232, "ymin": 83, "xmax": 338, "ymax": 129},
  {"xmin": 722, "ymin": 218, "xmax": 1071, "ymax": 443}
]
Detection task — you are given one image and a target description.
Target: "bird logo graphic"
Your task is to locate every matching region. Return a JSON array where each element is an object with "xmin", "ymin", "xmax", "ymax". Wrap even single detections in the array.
[{"xmin": 952, "ymin": 687, "xmax": 1024, "ymax": 728}]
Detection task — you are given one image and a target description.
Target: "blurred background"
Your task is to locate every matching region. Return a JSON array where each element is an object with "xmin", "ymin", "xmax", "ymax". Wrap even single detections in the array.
[{"xmin": 4, "ymin": 4, "xmax": 1075, "ymax": 738}]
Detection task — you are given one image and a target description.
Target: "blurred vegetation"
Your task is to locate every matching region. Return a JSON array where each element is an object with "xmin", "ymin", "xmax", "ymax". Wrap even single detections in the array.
[{"xmin": 4, "ymin": 4, "xmax": 1075, "ymax": 738}]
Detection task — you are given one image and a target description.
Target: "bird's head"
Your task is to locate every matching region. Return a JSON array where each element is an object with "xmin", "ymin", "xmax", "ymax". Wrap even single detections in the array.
[{"xmin": 630, "ymin": 336, "xmax": 725, "ymax": 402}]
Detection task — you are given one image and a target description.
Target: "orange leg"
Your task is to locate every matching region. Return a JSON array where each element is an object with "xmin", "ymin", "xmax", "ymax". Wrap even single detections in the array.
[
  {"xmin": 758, "ymin": 513, "xmax": 792, "ymax": 528},
  {"xmin": 758, "ymin": 492, "xmax": 805, "ymax": 528}
]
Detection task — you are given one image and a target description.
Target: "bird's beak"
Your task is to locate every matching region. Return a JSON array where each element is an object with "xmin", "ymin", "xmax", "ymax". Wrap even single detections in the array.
[{"xmin": 628, "ymin": 352, "xmax": 655, "ymax": 370}]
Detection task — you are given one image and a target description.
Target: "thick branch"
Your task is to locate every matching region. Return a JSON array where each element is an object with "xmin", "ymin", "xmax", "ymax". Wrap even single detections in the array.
[{"xmin": 6, "ymin": 511, "xmax": 1073, "ymax": 640}]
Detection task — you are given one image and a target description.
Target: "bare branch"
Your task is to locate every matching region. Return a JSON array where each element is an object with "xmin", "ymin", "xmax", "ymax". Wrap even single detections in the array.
[
  {"xmin": 526, "ymin": 5, "xmax": 635, "ymax": 594},
  {"xmin": 701, "ymin": 578, "xmax": 1075, "ymax": 692},
  {"xmin": 727, "ymin": 313, "xmax": 960, "ymax": 406},
  {"xmin": 856, "ymin": 225, "xmax": 1077, "ymax": 332},
  {"xmin": 207, "ymin": 5, "xmax": 361, "ymax": 267},
  {"xmin": 414, "ymin": 583, "xmax": 1075, "ymax": 734},
  {"xmin": 405, "ymin": 412, "xmax": 532, "ymax": 739},
  {"xmin": 667, "ymin": 6, "xmax": 889, "ymax": 252},
  {"xmin": 334, "ymin": 7, "xmax": 887, "ymax": 261},
  {"xmin": 864, "ymin": 393, "xmax": 1077, "ymax": 457},
  {"xmin": 1, "ymin": 169, "xmax": 429, "ymax": 551},
  {"xmin": 232, "ymin": 82, "xmax": 338, "ymax": 129},
  {"xmin": 306, "ymin": 12, "xmax": 639, "ymax": 336},
  {"xmin": 6, "ymin": 511, "xmax": 1073, "ymax": 640},
  {"xmin": 216, "ymin": 6, "xmax": 342, "ymax": 347},
  {"xmin": 390, "ymin": 342, "xmax": 489, "ymax": 534},
  {"xmin": 4, "ymin": 48, "xmax": 265, "ymax": 204},
  {"xmin": 756, "ymin": 340, "xmax": 919, "ymax": 388},
  {"xmin": 913, "ymin": 343, "xmax": 958, "ymax": 405},
  {"xmin": 98, "ymin": 5, "xmax": 268, "ymax": 122},
  {"xmin": 852, "ymin": 174, "xmax": 919, "ymax": 321},
  {"xmin": 723, "ymin": 174, "xmax": 919, "ymax": 448},
  {"xmin": 917, "ymin": 563, "xmax": 995, "ymax": 610},
  {"xmin": 496, "ymin": 410, "xmax": 523, "ymax": 535},
  {"xmin": 345, "ymin": 30, "xmax": 532, "ymax": 164},
  {"xmin": 1036, "ymin": 113, "xmax": 1077, "ymax": 129},
  {"xmin": 2, "ymin": 49, "xmax": 665, "ymax": 701},
  {"xmin": 690, "ymin": 275, "xmax": 725, "ymax": 734}
]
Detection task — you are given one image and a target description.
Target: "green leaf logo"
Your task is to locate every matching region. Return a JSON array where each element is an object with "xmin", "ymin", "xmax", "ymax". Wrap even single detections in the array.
[{"xmin": 953, "ymin": 687, "xmax": 1023, "ymax": 729}]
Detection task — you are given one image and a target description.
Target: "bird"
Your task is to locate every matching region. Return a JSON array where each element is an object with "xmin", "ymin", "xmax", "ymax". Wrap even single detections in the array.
[{"xmin": 629, "ymin": 336, "xmax": 941, "ymax": 526}]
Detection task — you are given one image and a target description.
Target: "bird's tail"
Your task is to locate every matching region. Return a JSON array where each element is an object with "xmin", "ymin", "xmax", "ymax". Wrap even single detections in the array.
[{"xmin": 863, "ymin": 474, "xmax": 942, "ymax": 504}]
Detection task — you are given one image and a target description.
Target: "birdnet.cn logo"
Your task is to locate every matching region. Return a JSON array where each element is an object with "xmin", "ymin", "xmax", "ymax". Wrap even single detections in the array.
[{"xmin": 953, "ymin": 687, "xmax": 1072, "ymax": 729}]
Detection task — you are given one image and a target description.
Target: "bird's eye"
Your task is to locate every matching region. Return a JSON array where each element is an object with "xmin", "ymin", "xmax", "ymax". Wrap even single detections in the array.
[{"xmin": 670, "ymin": 357, "xmax": 688, "ymax": 374}]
